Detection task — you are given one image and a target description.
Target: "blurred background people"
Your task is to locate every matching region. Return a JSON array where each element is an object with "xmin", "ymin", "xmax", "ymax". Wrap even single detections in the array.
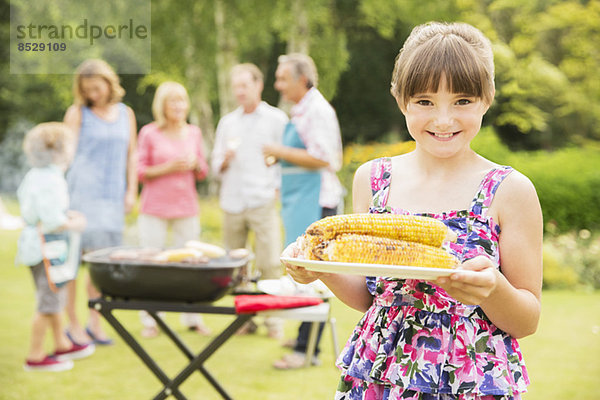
[
  {"xmin": 136, "ymin": 81, "xmax": 210, "ymax": 338},
  {"xmin": 264, "ymin": 53, "xmax": 343, "ymax": 369},
  {"xmin": 211, "ymin": 63, "xmax": 288, "ymax": 338},
  {"xmin": 63, "ymin": 59, "xmax": 138, "ymax": 346},
  {"xmin": 16, "ymin": 122, "xmax": 94, "ymax": 371}
]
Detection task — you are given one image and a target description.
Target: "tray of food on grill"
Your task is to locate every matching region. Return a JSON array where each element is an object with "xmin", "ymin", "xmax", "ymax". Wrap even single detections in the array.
[{"xmin": 83, "ymin": 241, "xmax": 251, "ymax": 302}]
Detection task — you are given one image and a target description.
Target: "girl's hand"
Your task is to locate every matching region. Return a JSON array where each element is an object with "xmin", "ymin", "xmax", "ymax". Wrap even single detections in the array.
[
  {"xmin": 281, "ymin": 240, "xmax": 330, "ymax": 284},
  {"xmin": 435, "ymin": 255, "xmax": 499, "ymax": 305}
]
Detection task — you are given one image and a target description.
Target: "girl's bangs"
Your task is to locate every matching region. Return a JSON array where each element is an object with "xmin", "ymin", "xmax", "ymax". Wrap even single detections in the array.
[{"xmin": 403, "ymin": 36, "xmax": 488, "ymax": 99}]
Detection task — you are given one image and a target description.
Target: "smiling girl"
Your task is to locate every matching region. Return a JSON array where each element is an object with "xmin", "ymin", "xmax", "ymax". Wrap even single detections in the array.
[{"xmin": 283, "ymin": 22, "xmax": 543, "ymax": 400}]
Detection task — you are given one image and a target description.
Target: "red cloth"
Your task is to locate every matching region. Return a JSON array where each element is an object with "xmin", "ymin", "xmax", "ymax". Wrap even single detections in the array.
[{"xmin": 234, "ymin": 294, "xmax": 323, "ymax": 314}]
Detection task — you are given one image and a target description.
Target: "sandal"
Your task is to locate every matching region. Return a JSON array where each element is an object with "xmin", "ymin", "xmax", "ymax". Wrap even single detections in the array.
[
  {"xmin": 236, "ymin": 320, "xmax": 258, "ymax": 335},
  {"xmin": 268, "ymin": 328, "xmax": 284, "ymax": 340},
  {"xmin": 192, "ymin": 324, "xmax": 212, "ymax": 336},
  {"xmin": 281, "ymin": 338, "xmax": 297, "ymax": 349},
  {"xmin": 86, "ymin": 326, "xmax": 114, "ymax": 346},
  {"xmin": 273, "ymin": 351, "xmax": 320, "ymax": 370},
  {"xmin": 141, "ymin": 326, "xmax": 159, "ymax": 339},
  {"xmin": 65, "ymin": 330, "xmax": 91, "ymax": 347}
]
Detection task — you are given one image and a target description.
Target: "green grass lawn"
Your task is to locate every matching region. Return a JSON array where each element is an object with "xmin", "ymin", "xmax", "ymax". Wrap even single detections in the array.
[{"xmin": 0, "ymin": 197, "xmax": 598, "ymax": 399}]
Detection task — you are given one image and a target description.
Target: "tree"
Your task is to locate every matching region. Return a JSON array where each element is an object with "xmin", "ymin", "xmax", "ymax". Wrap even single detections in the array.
[
  {"xmin": 272, "ymin": 0, "xmax": 349, "ymax": 100},
  {"xmin": 1, "ymin": 0, "xmax": 599, "ymax": 173},
  {"xmin": 460, "ymin": 0, "xmax": 600, "ymax": 149},
  {"xmin": 346, "ymin": 0, "xmax": 600, "ymax": 149},
  {"xmin": 214, "ymin": 0, "xmax": 238, "ymax": 116},
  {"xmin": 330, "ymin": 0, "xmax": 461, "ymax": 143},
  {"xmin": 141, "ymin": 0, "xmax": 218, "ymax": 141},
  {"xmin": 330, "ymin": 2, "xmax": 405, "ymax": 143}
]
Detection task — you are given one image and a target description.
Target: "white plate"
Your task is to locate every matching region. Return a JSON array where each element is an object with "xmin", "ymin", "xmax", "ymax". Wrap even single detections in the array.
[
  {"xmin": 257, "ymin": 276, "xmax": 334, "ymax": 298},
  {"xmin": 280, "ymin": 257, "xmax": 460, "ymax": 280}
]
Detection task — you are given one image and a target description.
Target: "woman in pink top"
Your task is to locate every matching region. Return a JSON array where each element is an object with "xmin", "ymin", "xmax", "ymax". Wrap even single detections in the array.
[{"xmin": 137, "ymin": 81, "xmax": 210, "ymax": 337}]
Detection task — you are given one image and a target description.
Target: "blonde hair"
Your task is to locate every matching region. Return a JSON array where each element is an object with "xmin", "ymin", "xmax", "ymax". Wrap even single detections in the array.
[
  {"xmin": 277, "ymin": 53, "xmax": 318, "ymax": 88},
  {"xmin": 152, "ymin": 81, "xmax": 190, "ymax": 128},
  {"xmin": 73, "ymin": 59, "xmax": 125, "ymax": 106},
  {"xmin": 391, "ymin": 22, "xmax": 495, "ymax": 109},
  {"xmin": 23, "ymin": 122, "xmax": 74, "ymax": 168},
  {"xmin": 231, "ymin": 63, "xmax": 264, "ymax": 83}
]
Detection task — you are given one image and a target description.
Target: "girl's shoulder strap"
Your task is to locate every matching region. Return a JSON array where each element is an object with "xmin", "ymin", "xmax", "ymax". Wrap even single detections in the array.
[
  {"xmin": 370, "ymin": 157, "xmax": 392, "ymax": 208},
  {"xmin": 469, "ymin": 166, "xmax": 514, "ymax": 217}
]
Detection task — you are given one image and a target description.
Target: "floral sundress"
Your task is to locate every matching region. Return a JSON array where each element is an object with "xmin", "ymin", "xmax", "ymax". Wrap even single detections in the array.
[{"xmin": 334, "ymin": 158, "xmax": 529, "ymax": 400}]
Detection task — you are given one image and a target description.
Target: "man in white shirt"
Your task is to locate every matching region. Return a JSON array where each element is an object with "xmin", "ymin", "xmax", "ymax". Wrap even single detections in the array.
[
  {"xmin": 264, "ymin": 53, "xmax": 344, "ymax": 369},
  {"xmin": 211, "ymin": 63, "xmax": 288, "ymax": 317}
]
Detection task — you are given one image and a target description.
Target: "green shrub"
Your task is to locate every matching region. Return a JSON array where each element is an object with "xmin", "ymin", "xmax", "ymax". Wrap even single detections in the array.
[
  {"xmin": 472, "ymin": 130, "xmax": 600, "ymax": 233},
  {"xmin": 199, "ymin": 196, "xmax": 224, "ymax": 243},
  {"xmin": 542, "ymin": 247, "xmax": 580, "ymax": 290},
  {"xmin": 509, "ymin": 149, "xmax": 600, "ymax": 233},
  {"xmin": 543, "ymin": 230, "xmax": 600, "ymax": 290},
  {"xmin": 470, "ymin": 126, "xmax": 514, "ymax": 163}
]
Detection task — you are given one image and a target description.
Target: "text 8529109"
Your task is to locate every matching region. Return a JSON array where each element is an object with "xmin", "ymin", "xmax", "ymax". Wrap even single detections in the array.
[{"xmin": 17, "ymin": 42, "xmax": 67, "ymax": 52}]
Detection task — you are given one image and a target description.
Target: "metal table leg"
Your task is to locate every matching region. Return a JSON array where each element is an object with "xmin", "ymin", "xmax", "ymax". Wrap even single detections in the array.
[
  {"xmin": 94, "ymin": 303, "xmax": 187, "ymax": 400},
  {"xmin": 304, "ymin": 322, "xmax": 320, "ymax": 367},
  {"xmin": 151, "ymin": 311, "xmax": 251, "ymax": 400},
  {"xmin": 90, "ymin": 298, "xmax": 252, "ymax": 400}
]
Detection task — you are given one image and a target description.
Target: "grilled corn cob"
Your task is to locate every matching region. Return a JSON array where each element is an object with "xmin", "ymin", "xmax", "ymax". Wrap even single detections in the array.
[
  {"xmin": 154, "ymin": 248, "xmax": 204, "ymax": 262},
  {"xmin": 297, "ymin": 234, "xmax": 325, "ymax": 260},
  {"xmin": 306, "ymin": 213, "xmax": 454, "ymax": 246},
  {"xmin": 314, "ymin": 234, "xmax": 458, "ymax": 269},
  {"xmin": 185, "ymin": 240, "xmax": 226, "ymax": 258}
]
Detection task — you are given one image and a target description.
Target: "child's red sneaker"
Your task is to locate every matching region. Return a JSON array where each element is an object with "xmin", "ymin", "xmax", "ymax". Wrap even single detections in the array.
[
  {"xmin": 52, "ymin": 342, "xmax": 95, "ymax": 361},
  {"xmin": 24, "ymin": 355, "xmax": 74, "ymax": 372}
]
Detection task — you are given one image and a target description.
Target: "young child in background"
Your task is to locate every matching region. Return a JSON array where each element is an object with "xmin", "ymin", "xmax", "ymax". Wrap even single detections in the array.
[
  {"xmin": 16, "ymin": 122, "xmax": 94, "ymax": 371},
  {"xmin": 284, "ymin": 22, "xmax": 543, "ymax": 399}
]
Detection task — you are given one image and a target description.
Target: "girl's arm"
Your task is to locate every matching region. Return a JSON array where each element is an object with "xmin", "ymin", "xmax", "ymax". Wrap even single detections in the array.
[
  {"xmin": 319, "ymin": 272, "xmax": 374, "ymax": 312},
  {"xmin": 285, "ymin": 161, "xmax": 374, "ymax": 312},
  {"xmin": 124, "ymin": 106, "xmax": 138, "ymax": 213},
  {"xmin": 283, "ymin": 245, "xmax": 374, "ymax": 312},
  {"xmin": 437, "ymin": 171, "xmax": 543, "ymax": 338}
]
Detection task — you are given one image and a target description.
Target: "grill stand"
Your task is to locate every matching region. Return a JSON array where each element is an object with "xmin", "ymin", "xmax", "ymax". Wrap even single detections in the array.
[{"xmin": 89, "ymin": 297, "xmax": 253, "ymax": 400}]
